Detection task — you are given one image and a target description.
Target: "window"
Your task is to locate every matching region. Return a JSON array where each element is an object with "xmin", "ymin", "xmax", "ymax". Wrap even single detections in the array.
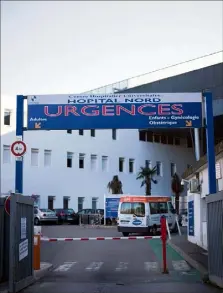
[
  {"xmin": 78, "ymin": 197, "xmax": 84, "ymax": 211},
  {"xmin": 67, "ymin": 130, "xmax": 72, "ymax": 134},
  {"xmin": 161, "ymin": 135, "xmax": 167, "ymax": 144},
  {"xmin": 79, "ymin": 153, "xmax": 85, "ymax": 169},
  {"xmin": 154, "ymin": 134, "xmax": 160, "ymax": 143},
  {"xmin": 3, "ymin": 145, "xmax": 10, "ymax": 163},
  {"xmin": 44, "ymin": 150, "xmax": 51, "ymax": 167},
  {"xmin": 4, "ymin": 110, "xmax": 11, "ymax": 126},
  {"xmin": 156, "ymin": 161, "xmax": 162, "ymax": 176},
  {"xmin": 120, "ymin": 202, "xmax": 145, "ymax": 216},
  {"xmin": 129, "ymin": 159, "xmax": 135, "ymax": 173},
  {"xmin": 102, "ymin": 156, "xmax": 108, "ymax": 171},
  {"xmin": 171, "ymin": 163, "xmax": 176, "ymax": 176},
  {"xmin": 92, "ymin": 197, "xmax": 98, "ymax": 210},
  {"xmin": 63, "ymin": 197, "xmax": 69, "ymax": 209},
  {"xmin": 119, "ymin": 157, "xmax": 124, "ymax": 172},
  {"xmin": 167, "ymin": 136, "xmax": 174, "ymax": 145},
  {"xmin": 90, "ymin": 129, "xmax": 95, "ymax": 137},
  {"xmin": 67, "ymin": 152, "xmax": 73, "ymax": 168},
  {"xmin": 168, "ymin": 202, "xmax": 175, "ymax": 213},
  {"xmin": 146, "ymin": 132, "xmax": 153, "ymax": 142},
  {"xmin": 48, "ymin": 196, "xmax": 54, "ymax": 210},
  {"xmin": 139, "ymin": 131, "xmax": 146, "ymax": 141},
  {"xmin": 112, "ymin": 129, "xmax": 117, "ymax": 140},
  {"xmin": 31, "ymin": 148, "xmax": 39, "ymax": 166},
  {"xmin": 149, "ymin": 202, "xmax": 168, "ymax": 214},
  {"xmin": 175, "ymin": 137, "xmax": 180, "ymax": 145},
  {"xmin": 32, "ymin": 194, "xmax": 40, "ymax": 207},
  {"xmin": 145, "ymin": 160, "xmax": 151, "ymax": 169},
  {"xmin": 79, "ymin": 130, "xmax": 84, "ymax": 135},
  {"xmin": 91, "ymin": 154, "xmax": 97, "ymax": 170}
]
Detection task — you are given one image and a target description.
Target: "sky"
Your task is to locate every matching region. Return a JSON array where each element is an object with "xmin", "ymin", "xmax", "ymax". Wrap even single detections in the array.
[{"xmin": 1, "ymin": 1, "xmax": 223, "ymax": 99}]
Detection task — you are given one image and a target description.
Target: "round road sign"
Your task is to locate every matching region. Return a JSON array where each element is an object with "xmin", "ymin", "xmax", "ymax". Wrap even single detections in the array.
[
  {"xmin": 11, "ymin": 141, "xmax": 27, "ymax": 157},
  {"xmin": 4, "ymin": 195, "xmax": 11, "ymax": 216}
]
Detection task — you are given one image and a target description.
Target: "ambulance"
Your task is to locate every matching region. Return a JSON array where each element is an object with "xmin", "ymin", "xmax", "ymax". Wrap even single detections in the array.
[{"xmin": 117, "ymin": 195, "xmax": 177, "ymax": 236}]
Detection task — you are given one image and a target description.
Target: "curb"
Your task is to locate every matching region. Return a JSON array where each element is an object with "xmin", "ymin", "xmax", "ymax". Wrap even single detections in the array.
[
  {"xmin": 167, "ymin": 240, "xmax": 209, "ymax": 280},
  {"xmin": 34, "ymin": 262, "xmax": 53, "ymax": 280}
]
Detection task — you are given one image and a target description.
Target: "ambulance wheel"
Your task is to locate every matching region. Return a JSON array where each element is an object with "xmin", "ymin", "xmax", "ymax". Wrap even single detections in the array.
[{"xmin": 122, "ymin": 232, "xmax": 129, "ymax": 237}]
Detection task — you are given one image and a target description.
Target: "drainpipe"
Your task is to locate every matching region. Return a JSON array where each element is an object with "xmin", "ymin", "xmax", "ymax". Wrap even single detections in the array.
[{"xmin": 194, "ymin": 128, "xmax": 200, "ymax": 161}]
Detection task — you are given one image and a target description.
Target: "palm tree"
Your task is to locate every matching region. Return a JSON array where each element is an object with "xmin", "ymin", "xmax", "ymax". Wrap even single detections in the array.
[
  {"xmin": 171, "ymin": 172, "xmax": 184, "ymax": 214},
  {"xmin": 136, "ymin": 166, "xmax": 157, "ymax": 195},
  {"xmin": 107, "ymin": 175, "xmax": 123, "ymax": 194}
]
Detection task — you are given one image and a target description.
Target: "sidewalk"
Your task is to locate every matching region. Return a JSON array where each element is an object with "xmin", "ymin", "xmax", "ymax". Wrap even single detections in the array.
[
  {"xmin": 0, "ymin": 262, "xmax": 52, "ymax": 293},
  {"xmin": 168, "ymin": 233, "xmax": 209, "ymax": 278}
]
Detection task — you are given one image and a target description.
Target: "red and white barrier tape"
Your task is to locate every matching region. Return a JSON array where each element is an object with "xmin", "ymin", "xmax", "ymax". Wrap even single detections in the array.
[{"xmin": 41, "ymin": 236, "xmax": 161, "ymax": 242}]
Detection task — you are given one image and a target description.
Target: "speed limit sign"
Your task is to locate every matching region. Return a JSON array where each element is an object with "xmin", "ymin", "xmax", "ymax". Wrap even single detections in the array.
[{"xmin": 11, "ymin": 141, "xmax": 27, "ymax": 157}]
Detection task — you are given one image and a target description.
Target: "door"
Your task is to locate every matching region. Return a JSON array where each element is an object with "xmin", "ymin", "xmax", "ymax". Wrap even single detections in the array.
[
  {"xmin": 149, "ymin": 201, "xmax": 170, "ymax": 226},
  {"xmin": 119, "ymin": 202, "xmax": 146, "ymax": 227}
]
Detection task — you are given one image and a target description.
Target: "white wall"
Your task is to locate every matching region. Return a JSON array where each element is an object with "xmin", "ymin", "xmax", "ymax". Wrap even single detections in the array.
[
  {"xmin": 187, "ymin": 156, "xmax": 223, "ymax": 250},
  {"xmin": 1, "ymin": 96, "xmax": 196, "ymax": 211}
]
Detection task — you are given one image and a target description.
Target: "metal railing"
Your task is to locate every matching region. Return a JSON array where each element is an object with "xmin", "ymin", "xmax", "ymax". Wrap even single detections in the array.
[{"xmin": 79, "ymin": 214, "xmax": 103, "ymax": 227}]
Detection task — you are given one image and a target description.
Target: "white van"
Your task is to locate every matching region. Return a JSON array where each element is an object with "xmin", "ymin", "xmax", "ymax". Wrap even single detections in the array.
[{"xmin": 117, "ymin": 195, "xmax": 177, "ymax": 236}]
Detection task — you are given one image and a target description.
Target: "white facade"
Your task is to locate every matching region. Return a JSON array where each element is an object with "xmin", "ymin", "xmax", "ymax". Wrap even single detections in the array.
[
  {"xmin": 186, "ymin": 153, "xmax": 223, "ymax": 250},
  {"xmin": 1, "ymin": 96, "xmax": 196, "ymax": 211}
]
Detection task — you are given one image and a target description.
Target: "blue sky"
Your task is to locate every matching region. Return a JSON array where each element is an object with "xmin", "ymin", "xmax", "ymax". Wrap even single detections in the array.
[{"xmin": 1, "ymin": 1, "xmax": 223, "ymax": 98}]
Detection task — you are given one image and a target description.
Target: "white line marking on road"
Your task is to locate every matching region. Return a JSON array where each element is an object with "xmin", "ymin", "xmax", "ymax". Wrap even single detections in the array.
[
  {"xmin": 172, "ymin": 260, "xmax": 190, "ymax": 271},
  {"xmin": 144, "ymin": 262, "xmax": 159, "ymax": 271},
  {"xmin": 85, "ymin": 262, "xmax": 103, "ymax": 271},
  {"xmin": 53, "ymin": 262, "xmax": 77, "ymax": 272},
  {"xmin": 115, "ymin": 262, "xmax": 128, "ymax": 271}
]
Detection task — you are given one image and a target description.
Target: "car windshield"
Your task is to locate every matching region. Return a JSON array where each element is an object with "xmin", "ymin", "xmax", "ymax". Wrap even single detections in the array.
[
  {"xmin": 65, "ymin": 209, "xmax": 74, "ymax": 214},
  {"xmin": 40, "ymin": 209, "xmax": 53, "ymax": 213},
  {"xmin": 149, "ymin": 202, "xmax": 168, "ymax": 214},
  {"xmin": 120, "ymin": 202, "xmax": 145, "ymax": 217}
]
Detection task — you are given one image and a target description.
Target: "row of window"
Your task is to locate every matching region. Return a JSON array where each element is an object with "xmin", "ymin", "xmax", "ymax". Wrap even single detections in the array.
[
  {"xmin": 3, "ymin": 145, "xmax": 177, "ymax": 176},
  {"xmin": 139, "ymin": 130, "xmax": 193, "ymax": 148},
  {"xmin": 33, "ymin": 195, "xmax": 97, "ymax": 211},
  {"xmin": 68, "ymin": 129, "xmax": 117, "ymax": 140}
]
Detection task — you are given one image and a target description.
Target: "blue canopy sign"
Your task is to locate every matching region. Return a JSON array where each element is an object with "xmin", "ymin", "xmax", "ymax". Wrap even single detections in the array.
[
  {"xmin": 27, "ymin": 93, "xmax": 202, "ymax": 130},
  {"xmin": 105, "ymin": 197, "xmax": 120, "ymax": 219}
]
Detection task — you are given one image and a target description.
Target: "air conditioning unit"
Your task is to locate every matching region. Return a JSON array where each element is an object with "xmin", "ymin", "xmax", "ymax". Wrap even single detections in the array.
[{"xmin": 189, "ymin": 179, "xmax": 201, "ymax": 193}]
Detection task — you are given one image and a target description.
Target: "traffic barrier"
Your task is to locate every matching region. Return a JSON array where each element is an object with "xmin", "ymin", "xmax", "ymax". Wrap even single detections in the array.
[
  {"xmin": 39, "ymin": 217, "xmax": 169, "ymax": 273},
  {"xmin": 41, "ymin": 236, "xmax": 161, "ymax": 241}
]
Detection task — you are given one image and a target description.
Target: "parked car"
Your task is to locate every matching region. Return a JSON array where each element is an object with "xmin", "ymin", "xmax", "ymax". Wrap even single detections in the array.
[
  {"xmin": 34, "ymin": 207, "xmax": 58, "ymax": 225},
  {"xmin": 54, "ymin": 208, "xmax": 76, "ymax": 224},
  {"xmin": 74, "ymin": 209, "xmax": 112, "ymax": 225},
  {"xmin": 54, "ymin": 208, "xmax": 66, "ymax": 224}
]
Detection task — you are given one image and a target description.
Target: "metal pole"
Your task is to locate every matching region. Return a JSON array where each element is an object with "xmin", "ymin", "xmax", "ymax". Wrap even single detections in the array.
[
  {"xmin": 104, "ymin": 194, "xmax": 106, "ymax": 226},
  {"xmin": 204, "ymin": 92, "xmax": 216, "ymax": 194},
  {"xmin": 161, "ymin": 216, "xmax": 168, "ymax": 274},
  {"xmin": 176, "ymin": 216, "xmax": 182, "ymax": 236},
  {"xmin": 194, "ymin": 128, "xmax": 200, "ymax": 161},
  {"xmin": 15, "ymin": 95, "xmax": 25, "ymax": 194}
]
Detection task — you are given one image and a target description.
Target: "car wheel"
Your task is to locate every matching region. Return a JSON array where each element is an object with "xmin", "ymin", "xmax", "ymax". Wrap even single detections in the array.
[
  {"xmin": 34, "ymin": 217, "xmax": 40, "ymax": 226},
  {"xmin": 122, "ymin": 232, "xmax": 129, "ymax": 237}
]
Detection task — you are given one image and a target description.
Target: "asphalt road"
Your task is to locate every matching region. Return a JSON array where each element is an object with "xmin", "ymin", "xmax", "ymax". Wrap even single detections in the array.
[{"xmin": 22, "ymin": 225, "xmax": 220, "ymax": 293}]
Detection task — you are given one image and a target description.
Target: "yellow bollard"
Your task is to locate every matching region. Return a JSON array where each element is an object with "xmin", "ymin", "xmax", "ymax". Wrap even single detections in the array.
[{"xmin": 33, "ymin": 235, "xmax": 40, "ymax": 270}]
